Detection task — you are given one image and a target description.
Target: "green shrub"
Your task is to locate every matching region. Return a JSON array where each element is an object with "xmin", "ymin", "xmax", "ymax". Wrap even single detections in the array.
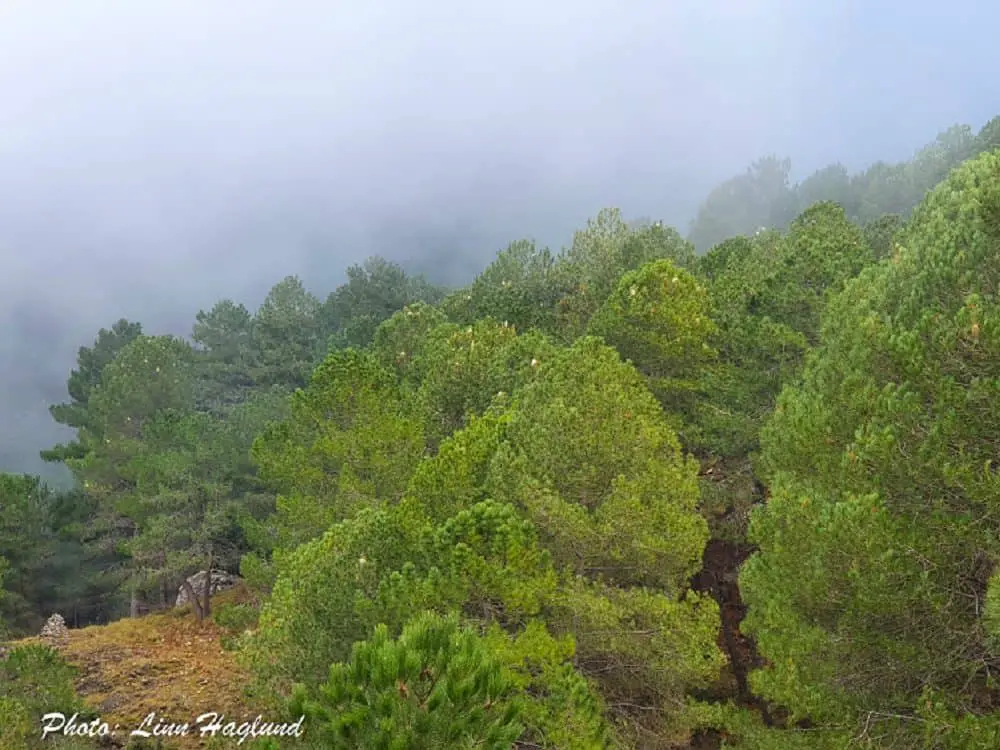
[
  {"xmin": 0, "ymin": 644, "xmax": 95, "ymax": 749},
  {"xmin": 213, "ymin": 601, "xmax": 259, "ymax": 651},
  {"xmin": 289, "ymin": 611, "xmax": 523, "ymax": 749}
]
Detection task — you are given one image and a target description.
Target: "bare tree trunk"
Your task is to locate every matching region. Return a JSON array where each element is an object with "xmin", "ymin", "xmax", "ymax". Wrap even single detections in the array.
[
  {"xmin": 159, "ymin": 552, "xmax": 168, "ymax": 610},
  {"xmin": 202, "ymin": 549, "xmax": 214, "ymax": 622},
  {"xmin": 130, "ymin": 527, "xmax": 140, "ymax": 618},
  {"xmin": 180, "ymin": 579, "xmax": 204, "ymax": 621}
]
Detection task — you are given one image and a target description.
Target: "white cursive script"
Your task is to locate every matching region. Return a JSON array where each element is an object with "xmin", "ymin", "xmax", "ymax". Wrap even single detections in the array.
[
  {"xmin": 131, "ymin": 712, "xmax": 191, "ymax": 738},
  {"xmin": 41, "ymin": 713, "xmax": 113, "ymax": 739},
  {"xmin": 41, "ymin": 710, "xmax": 304, "ymax": 744},
  {"xmin": 196, "ymin": 712, "xmax": 306, "ymax": 745}
]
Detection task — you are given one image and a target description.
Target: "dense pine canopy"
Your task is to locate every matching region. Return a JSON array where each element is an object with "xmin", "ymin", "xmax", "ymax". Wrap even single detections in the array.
[{"xmin": 3, "ymin": 116, "xmax": 1000, "ymax": 748}]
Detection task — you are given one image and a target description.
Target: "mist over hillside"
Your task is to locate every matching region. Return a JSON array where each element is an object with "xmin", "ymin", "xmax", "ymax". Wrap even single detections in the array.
[{"xmin": 2, "ymin": 0, "xmax": 999, "ymax": 481}]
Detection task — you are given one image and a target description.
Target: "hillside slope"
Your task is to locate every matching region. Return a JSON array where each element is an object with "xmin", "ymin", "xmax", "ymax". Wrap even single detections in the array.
[{"xmin": 11, "ymin": 589, "xmax": 261, "ymax": 750}]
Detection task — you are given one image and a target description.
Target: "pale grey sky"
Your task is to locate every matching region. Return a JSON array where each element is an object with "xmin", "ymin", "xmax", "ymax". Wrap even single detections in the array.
[{"xmin": 1, "ymin": 0, "xmax": 997, "ymax": 477}]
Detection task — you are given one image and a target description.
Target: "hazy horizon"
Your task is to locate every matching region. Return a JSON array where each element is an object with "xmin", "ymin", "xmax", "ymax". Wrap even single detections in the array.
[{"xmin": 2, "ymin": 0, "xmax": 998, "ymax": 479}]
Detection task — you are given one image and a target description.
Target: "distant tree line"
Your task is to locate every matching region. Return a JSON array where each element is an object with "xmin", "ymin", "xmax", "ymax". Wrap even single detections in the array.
[{"xmin": 688, "ymin": 116, "xmax": 1000, "ymax": 252}]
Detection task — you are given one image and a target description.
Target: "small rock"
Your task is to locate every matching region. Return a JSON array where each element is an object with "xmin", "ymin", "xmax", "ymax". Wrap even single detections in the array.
[{"xmin": 98, "ymin": 694, "xmax": 124, "ymax": 712}]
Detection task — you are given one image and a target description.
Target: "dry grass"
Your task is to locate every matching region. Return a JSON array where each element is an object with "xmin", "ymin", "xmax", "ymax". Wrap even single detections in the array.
[{"xmin": 12, "ymin": 587, "xmax": 267, "ymax": 749}]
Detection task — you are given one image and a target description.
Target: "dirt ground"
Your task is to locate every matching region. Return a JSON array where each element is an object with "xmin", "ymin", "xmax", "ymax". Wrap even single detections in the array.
[{"xmin": 14, "ymin": 588, "xmax": 264, "ymax": 749}]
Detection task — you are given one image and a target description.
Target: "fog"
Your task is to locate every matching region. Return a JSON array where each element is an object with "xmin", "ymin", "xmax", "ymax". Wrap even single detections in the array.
[{"xmin": 1, "ymin": 0, "xmax": 998, "ymax": 480}]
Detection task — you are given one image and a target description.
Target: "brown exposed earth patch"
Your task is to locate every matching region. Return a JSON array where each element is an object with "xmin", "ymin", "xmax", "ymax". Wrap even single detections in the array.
[{"xmin": 12, "ymin": 587, "xmax": 260, "ymax": 749}]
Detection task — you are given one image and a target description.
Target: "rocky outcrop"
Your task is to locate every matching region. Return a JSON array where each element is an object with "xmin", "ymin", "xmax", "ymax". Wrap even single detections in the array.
[
  {"xmin": 40, "ymin": 613, "xmax": 69, "ymax": 647},
  {"xmin": 175, "ymin": 569, "xmax": 240, "ymax": 608}
]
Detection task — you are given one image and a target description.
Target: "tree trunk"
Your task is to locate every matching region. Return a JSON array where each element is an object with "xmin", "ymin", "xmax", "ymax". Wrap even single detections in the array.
[
  {"xmin": 202, "ymin": 549, "xmax": 214, "ymax": 622},
  {"xmin": 180, "ymin": 579, "xmax": 204, "ymax": 621},
  {"xmin": 130, "ymin": 526, "xmax": 141, "ymax": 618},
  {"xmin": 159, "ymin": 552, "xmax": 168, "ymax": 610}
]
